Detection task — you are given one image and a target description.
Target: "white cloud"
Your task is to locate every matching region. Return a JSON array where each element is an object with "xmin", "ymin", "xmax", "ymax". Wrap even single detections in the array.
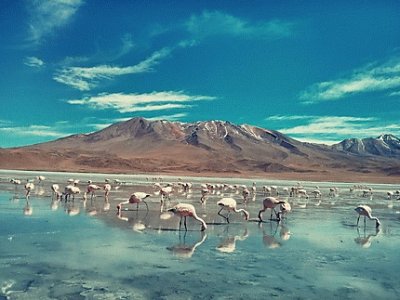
[
  {"xmin": 300, "ymin": 58, "xmax": 400, "ymax": 103},
  {"xmin": 27, "ymin": 0, "xmax": 84, "ymax": 44},
  {"xmin": 66, "ymin": 91, "xmax": 215, "ymax": 113},
  {"xmin": 266, "ymin": 115, "xmax": 314, "ymax": 121},
  {"xmin": 147, "ymin": 113, "xmax": 187, "ymax": 121},
  {"xmin": 0, "ymin": 125, "xmax": 69, "ymax": 138},
  {"xmin": 54, "ymin": 47, "xmax": 172, "ymax": 90},
  {"xmin": 269, "ymin": 115, "xmax": 400, "ymax": 144},
  {"xmin": 185, "ymin": 11, "xmax": 292, "ymax": 40},
  {"xmin": 24, "ymin": 56, "xmax": 45, "ymax": 68}
]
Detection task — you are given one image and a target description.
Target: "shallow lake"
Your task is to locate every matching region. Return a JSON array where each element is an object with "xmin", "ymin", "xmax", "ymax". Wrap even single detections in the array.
[{"xmin": 1, "ymin": 170, "xmax": 400, "ymax": 299}]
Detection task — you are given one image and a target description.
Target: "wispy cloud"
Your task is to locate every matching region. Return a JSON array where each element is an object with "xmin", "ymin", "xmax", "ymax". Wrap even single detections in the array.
[
  {"xmin": 268, "ymin": 115, "xmax": 400, "ymax": 144},
  {"xmin": 300, "ymin": 57, "xmax": 400, "ymax": 103},
  {"xmin": 147, "ymin": 113, "xmax": 187, "ymax": 121},
  {"xmin": 27, "ymin": 0, "xmax": 84, "ymax": 45},
  {"xmin": 66, "ymin": 91, "xmax": 216, "ymax": 113},
  {"xmin": 54, "ymin": 47, "xmax": 172, "ymax": 90},
  {"xmin": 24, "ymin": 56, "xmax": 44, "ymax": 68},
  {"xmin": 185, "ymin": 11, "xmax": 293, "ymax": 40},
  {"xmin": 266, "ymin": 115, "xmax": 314, "ymax": 121},
  {"xmin": 0, "ymin": 125, "xmax": 69, "ymax": 138}
]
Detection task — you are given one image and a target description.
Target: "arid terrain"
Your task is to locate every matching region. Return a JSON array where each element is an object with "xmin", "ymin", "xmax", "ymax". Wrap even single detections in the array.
[{"xmin": 1, "ymin": 118, "xmax": 399, "ymax": 183}]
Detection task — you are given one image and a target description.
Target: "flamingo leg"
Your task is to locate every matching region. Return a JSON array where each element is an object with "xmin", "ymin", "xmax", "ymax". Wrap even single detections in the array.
[
  {"xmin": 258, "ymin": 209, "xmax": 265, "ymax": 221},
  {"xmin": 356, "ymin": 215, "xmax": 360, "ymax": 226},
  {"xmin": 179, "ymin": 217, "xmax": 183, "ymax": 230},
  {"xmin": 218, "ymin": 207, "xmax": 228, "ymax": 222},
  {"xmin": 184, "ymin": 217, "xmax": 188, "ymax": 231},
  {"xmin": 160, "ymin": 200, "xmax": 164, "ymax": 212},
  {"xmin": 226, "ymin": 211, "xmax": 231, "ymax": 224}
]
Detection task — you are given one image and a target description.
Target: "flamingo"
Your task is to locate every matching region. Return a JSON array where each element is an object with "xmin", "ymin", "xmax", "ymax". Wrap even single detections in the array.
[
  {"xmin": 251, "ymin": 182, "xmax": 256, "ymax": 195},
  {"xmin": 154, "ymin": 183, "xmax": 173, "ymax": 210},
  {"xmin": 216, "ymin": 198, "xmax": 249, "ymax": 223},
  {"xmin": 277, "ymin": 201, "xmax": 292, "ymax": 220},
  {"xmin": 24, "ymin": 182, "xmax": 35, "ymax": 198},
  {"xmin": 51, "ymin": 184, "xmax": 61, "ymax": 200},
  {"xmin": 311, "ymin": 189, "xmax": 322, "ymax": 198},
  {"xmin": 10, "ymin": 179, "xmax": 21, "ymax": 193},
  {"xmin": 64, "ymin": 185, "xmax": 80, "ymax": 202},
  {"xmin": 117, "ymin": 192, "xmax": 151, "ymax": 213},
  {"xmin": 355, "ymin": 205, "xmax": 381, "ymax": 228},
  {"xmin": 258, "ymin": 197, "xmax": 286, "ymax": 222},
  {"xmin": 242, "ymin": 187, "xmax": 250, "ymax": 202},
  {"xmin": 36, "ymin": 175, "xmax": 45, "ymax": 184},
  {"xmin": 297, "ymin": 189, "xmax": 309, "ymax": 199},
  {"xmin": 200, "ymin": 188, "xmax": 209, "ymax": 203},
  {"xmin": 104, "ymin": 183, "xmax": 112, "ymax": 198},
  {"xmin": 86, "ymin": 184, "xmax": 101, "ymax": 200},
  {"xmin": 168, "ymin": 203, "xmax": 207, "ymax": 231}
]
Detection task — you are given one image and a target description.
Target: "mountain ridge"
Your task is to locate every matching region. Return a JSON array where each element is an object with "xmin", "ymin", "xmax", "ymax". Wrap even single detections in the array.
[{"xmin": 1, "ymin": 117, "xmax": 399, "ymax": 183}]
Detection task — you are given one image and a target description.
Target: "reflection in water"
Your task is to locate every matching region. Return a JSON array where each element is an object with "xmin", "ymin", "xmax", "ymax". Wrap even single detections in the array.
[
  {"xmin": 50, "ymin": 197, "xmax": 60, "ymax": 211},
  {"xmin": 83, "ymin": 198, "xmax": 98, "ymax": 216},
  {"xmin": 260, "ymin": 222, "xmax": 291, "ymax": 249},
  {"xmin": 65, "ymin": 201, "xmax": 80, "ymax": 216},
  {"xmin": 216, "ymin": 225, "xmax": 248, "ymax": 253},
  {"xmin": 354, "ymin": 227, "xmax": 381, "ymax": 248},
  {"xmin": 116, "ymin": 209, "xmax": 149, "ymax": 233},
  {"xmin": 23, "ymin": 199, "xmax": 33, "ymax": 216},
  {"xmin": 35, "ymin": 186, "xmax": 45, "ymax": 196},
  {"xmin": 167, "ymin": 231, "xmax": 207, "ymax": 258}
]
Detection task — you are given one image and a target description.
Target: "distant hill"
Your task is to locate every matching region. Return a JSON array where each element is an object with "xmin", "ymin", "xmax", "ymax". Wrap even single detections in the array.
[
  {"xmin": 0, "ymin": 118, "xmax": 399, "ymax": 182},
  {"xmin": 332, "ymin": 134, "xmax": 400, "ymax": 158}
]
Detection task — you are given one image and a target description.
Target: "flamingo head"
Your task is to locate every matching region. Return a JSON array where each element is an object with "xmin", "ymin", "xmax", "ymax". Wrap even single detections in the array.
[
  {"xmin": 243, "ymin": 210, "xmax": 250, "ymax": 220},
  {"xmin": 201, "ymin": 223, "xmax": 207, "ymax": 231}
]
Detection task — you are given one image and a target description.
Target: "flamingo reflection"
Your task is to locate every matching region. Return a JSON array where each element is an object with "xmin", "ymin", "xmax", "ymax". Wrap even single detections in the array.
[
  {"xmin": 116, "ymin": 208, "xmax": 149, "ymax": 233},
  {"xmin": 354, "ymin": 227, "xmax": 381, "ymax": 248},
  {"xmin": 23, "ymin": 199, "xmax": 33, "ymax": 216},
  {"xmin": 216, "ymin": 225, "xmax": 248, "ymax": 253},
  {"xmin": 167, "ymin": 231, "xmax": 207, "ymax": 258},
  {"xmin": 259, "ymin": 222, "xmax": 291, "ymax": 249}
]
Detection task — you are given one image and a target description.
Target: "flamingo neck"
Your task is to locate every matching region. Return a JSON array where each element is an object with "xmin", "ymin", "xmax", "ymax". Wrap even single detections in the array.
[{"xmin": 193, "ymin": 214, "xmax": 207, "ymax": 230}]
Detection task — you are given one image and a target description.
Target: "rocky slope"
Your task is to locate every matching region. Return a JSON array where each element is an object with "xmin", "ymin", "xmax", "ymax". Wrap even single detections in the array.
[{"xmin": 0, "ymin": 118, "xmax": 399, "ymax": 182}]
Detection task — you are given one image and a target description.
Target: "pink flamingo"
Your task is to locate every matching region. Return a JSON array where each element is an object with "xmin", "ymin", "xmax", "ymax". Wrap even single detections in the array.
[
  {"xmin": 168, "ymin": 203, "xmax": 207, "ymax": 231},
  {"xmin": 117, "ymin": 192, "xmax": 151, "ymax": 213},
  {"xmin": 154, "ymin": 183, "xmax": 173, "ymax": 210},
  {"xmin": 258, "ymin": 197, "xmax": 287, "ymax": 221},
  {"xmin": 217, "ymin": 198, "xmax": 249, "ymax": 223},
  {"xmin": 355, "ymin": 205, "xmax": 381, "ymax": 228},
  {"xmin": 86, "ymin": 184, "xmax": 101, "ymax": 200}
]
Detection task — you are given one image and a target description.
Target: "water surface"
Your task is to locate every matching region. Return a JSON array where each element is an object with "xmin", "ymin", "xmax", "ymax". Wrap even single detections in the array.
[{"xmin": 1, "ymin": 170, "xmax": 400, "ymax": 299}]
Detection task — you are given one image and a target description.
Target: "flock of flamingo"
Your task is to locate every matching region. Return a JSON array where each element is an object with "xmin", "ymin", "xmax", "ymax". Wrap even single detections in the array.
[{"xmin": 7, "ymin": 174, "xmax": 396, "ymax": 232}]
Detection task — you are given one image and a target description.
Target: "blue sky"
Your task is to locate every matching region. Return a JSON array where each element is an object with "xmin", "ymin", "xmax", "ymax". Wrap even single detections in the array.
[{"xmin": 1, "ymin": 0, "xmax": 399, "ymax": 147}]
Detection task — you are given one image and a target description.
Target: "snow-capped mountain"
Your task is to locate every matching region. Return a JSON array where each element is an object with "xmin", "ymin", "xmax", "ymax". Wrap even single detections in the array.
[
  {"xmin": 1, "ymin": 118, "xmax": 399, "ymax": 181},
  {"xmin": 332, "ymin": 134, "xmax": 400, "ymax": 157}
]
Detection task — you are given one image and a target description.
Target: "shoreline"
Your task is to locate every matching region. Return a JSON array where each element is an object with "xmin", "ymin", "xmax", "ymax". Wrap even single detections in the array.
[{"xmin": 1, "ymin": 167, "xmax": 399, "ymax": 185}]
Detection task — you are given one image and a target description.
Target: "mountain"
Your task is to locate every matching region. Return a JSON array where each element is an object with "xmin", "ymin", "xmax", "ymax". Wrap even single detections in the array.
[
  {"xmin": 332, "ymin": 134, "xmax": 400, "ymax": 157},
  {"xmin": 1, "ymin": 118, "xmax": 399, "ymax": 182}
]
